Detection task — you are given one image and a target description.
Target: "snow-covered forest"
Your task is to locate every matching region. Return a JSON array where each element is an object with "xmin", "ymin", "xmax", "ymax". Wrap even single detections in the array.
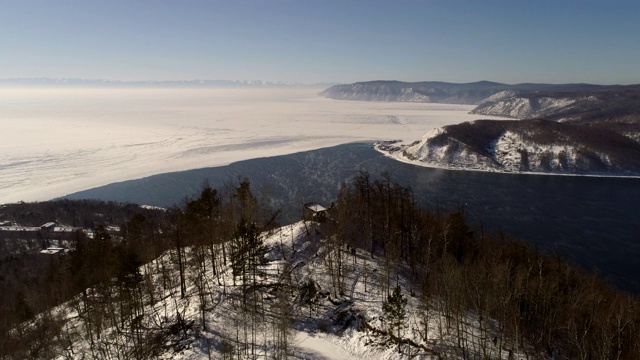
[
  {"xmin": 1, "ymin": 174, "xmax": 639, "ymax": 359},
  {"xmin": 378, "ymin": 119, "xmax": 640, "ymax": 176}
]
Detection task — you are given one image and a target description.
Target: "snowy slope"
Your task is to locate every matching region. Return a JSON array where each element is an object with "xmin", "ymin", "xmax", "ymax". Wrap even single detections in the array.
[
  {"xmin": 29, "ymin": 220, "xmax": 523, "ymax": 359},
  {"xmin": 318, "ymin": 82, "xmax": 432, "ymax": 102},
  {"xmin": 471, "ymin": 96, "xmax": 577, "ymax": 119},
  {"xmin": 377, "ymin": 119, "xmax": 640, "ymax": 176},
  {"xmin": 400, "ymin": 128, "xmax": 499, "ymax": 171},
  {"xmin": 318, "ymin": 81, "xmax": 510, "ymax": 105}
]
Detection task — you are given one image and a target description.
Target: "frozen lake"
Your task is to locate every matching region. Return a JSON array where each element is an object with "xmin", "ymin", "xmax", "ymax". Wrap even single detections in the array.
[{"xmin": 0, "ymin": 87, "xmax": 495, "ymax": 203}]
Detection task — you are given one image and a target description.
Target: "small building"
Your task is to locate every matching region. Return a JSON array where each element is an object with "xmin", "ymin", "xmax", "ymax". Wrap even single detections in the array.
[
  {"xmin": 40, "ymin": 222, "xmax": 56, "ymax": 232},
  {"xmin": 39, "ymin": 246, "xmax": 68, "ymax": 256},
  {"xmin": 303, "ymin": 202, "xmax": 330, "ymax": 222},
  {"xmin": 106, "ymin": 225, "xmax": 121, "ymax": 234}
]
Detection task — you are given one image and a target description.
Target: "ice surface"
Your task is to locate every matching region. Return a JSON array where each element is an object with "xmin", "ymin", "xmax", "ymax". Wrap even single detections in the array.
[{"xmin": 0, "ymin": 87, "xmax": 490, "ymax": 203}]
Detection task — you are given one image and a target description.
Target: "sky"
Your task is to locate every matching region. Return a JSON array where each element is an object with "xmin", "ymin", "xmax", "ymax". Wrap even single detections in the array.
[{"xmin": 2, "ymin": 0, "xmax": 639, "ymax": 85}]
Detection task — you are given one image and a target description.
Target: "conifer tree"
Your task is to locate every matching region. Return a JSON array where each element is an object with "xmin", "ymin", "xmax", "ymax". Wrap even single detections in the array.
[{"xmin": 382, "ymin": 285, "xmax": 407, "ymax": 337}]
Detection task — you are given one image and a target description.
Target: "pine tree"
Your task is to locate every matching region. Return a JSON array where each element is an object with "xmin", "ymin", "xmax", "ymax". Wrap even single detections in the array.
[{"xmin": 382, "ymin": 285, "xmax": 407, "ymax": 337}]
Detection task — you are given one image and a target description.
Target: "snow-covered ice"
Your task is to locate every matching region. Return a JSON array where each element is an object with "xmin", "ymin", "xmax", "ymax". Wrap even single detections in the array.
[{"xmin": 0, "ymin": 87, "xmax": 489, "ymax": 203}]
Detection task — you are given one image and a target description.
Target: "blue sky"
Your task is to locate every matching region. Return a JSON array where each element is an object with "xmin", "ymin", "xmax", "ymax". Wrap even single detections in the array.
[{"xmin": 2, "ymin": 0, "xmax": 639, "ymax": 84}]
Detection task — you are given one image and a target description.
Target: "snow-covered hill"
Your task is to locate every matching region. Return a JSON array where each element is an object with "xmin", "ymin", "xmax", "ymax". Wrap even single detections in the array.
[
  {"xmin": 353, "ymin": 82, "xmax": 640, "ymax": 176},
  {"xmin": 22, "ymin": 221, "xmax": 522, "ymax": 359},
  {"xmin": 319, "ymin": 82, "xmax": 432, "ymax": 102},
  {"xmin": 397, "ymin": 128, "xmax": 499, "ymax": 171},
  {"xmin": 471, "ymin": 96, "xmax": 578, "ymax": 119},
  {"xmin": 319, "ymin": 80, "xmax": 512, "ymax": 104},
  {"xmin": 377, "ymin": 119, "xmax": 640, "ymax": 176}
]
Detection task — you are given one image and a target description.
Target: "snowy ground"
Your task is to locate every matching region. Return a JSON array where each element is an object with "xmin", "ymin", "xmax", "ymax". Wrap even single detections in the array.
[
  {"xmin": 376, "ymin": 136, "xmax": 640, "ymax": 178},
  {"xmin": 1, "ymin": 87, "xmax": 490, "ymax": 204},
  {"xmin": 49, "ymin": 221, "xmax": 522, "ymax": 359}
]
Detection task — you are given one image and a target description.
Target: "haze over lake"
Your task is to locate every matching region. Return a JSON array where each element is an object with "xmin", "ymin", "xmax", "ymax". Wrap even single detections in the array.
[{"xmin": 0, "ymin": 87, "xmax": 497, "ymax": 204}]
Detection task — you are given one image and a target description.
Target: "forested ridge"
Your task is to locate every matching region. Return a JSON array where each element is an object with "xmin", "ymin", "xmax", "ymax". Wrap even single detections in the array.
[{"xmin": 1, "ymin": 174, "xmax": 638, "ymax": 359}]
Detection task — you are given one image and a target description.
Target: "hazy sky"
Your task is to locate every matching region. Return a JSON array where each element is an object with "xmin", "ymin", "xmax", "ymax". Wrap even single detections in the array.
[{"xmin": 2, "ymin": 0, "xmax": 639, "ymax": 85}]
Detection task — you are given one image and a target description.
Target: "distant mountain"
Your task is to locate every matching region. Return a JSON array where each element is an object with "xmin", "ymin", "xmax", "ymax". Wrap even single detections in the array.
[
  {"xmin": 466, "ymin": 85, "xmax": 640, "ymax": 147},
  {"xmin": 327, "ymin": 80, "xmax": 640, "ymax": 175},
  {"xmin": 0, "ymin": 77, "xmax": 331, "ymax": 88},
  {"xmin": 318, "ymin": 80, "xmax": 615, "ymax": 105},
  {"xmin": 319, "ymin": 80, "xmax": 509, "ymax": 104},
  {"xmin": 471, "ymin": 85, "xmax": 640, "ymax": 123}
]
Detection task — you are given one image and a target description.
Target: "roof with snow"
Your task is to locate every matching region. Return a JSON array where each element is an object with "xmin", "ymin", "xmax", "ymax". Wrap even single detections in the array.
[
  {"xmin": 40, "ymin": 246, "xmax": 68, "ymax": 255},
  {"xmin": 304, "ymin": 202, "xmax": 328, "ymax": 213},
  {"xmin": 41, "ymin": 222, "xmax": 56, "ymax": 230}
]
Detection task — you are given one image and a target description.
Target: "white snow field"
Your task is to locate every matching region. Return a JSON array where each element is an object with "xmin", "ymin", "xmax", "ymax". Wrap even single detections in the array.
[{"xmin": 1, "ymin": 87, "xmax": 490, "ymax": 204}]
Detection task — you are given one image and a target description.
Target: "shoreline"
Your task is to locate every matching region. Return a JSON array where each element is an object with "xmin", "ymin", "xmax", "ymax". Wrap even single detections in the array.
[
  {"xmin": 0, "ymin": 88, "xmax": 490, "ymax": 205},
  {"xmin": 374, "ymin": 143, "xmax": 640, "ymax": 179}
]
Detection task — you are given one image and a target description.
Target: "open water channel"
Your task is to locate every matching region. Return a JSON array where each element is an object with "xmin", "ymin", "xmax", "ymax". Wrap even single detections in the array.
[{"xmin": 65, "ymin": 143, "xmax": 640, "ymax": 292}]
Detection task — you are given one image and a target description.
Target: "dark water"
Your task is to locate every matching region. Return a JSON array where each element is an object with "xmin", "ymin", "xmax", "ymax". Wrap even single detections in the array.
[{"xmin": 65, "ymin": 143, "xmax": 640, "ymax": 292}]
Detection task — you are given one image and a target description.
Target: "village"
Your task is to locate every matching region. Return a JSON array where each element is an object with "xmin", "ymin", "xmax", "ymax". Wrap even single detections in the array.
[{"xmin": 0, "ymin": 221, "xmax": 120, "ymax": 257}]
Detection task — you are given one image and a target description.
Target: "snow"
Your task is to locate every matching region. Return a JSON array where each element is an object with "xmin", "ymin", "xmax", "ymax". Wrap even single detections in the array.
[
  {"xmin": 305, "ymin": 202, "xmax": 329, "ymax": 212},
  {"xmin": 474, "ymin": 96, "xmax": 576, "ymax": 118},
  {"xmin": 0, "ymin": 87, "xmax": 492, "ymax": 204},
  {"xmin": 41, "ymin": 220, "xmax": 524, "ymax": 359},
  {"xmin": 378, "ymin": 128, "xmax": 640, "ymax": 178},
  {"xmin": 0, "ymin": 226, "xmax": 40, "ymax": 232},
  {"xmin": 39, "ymin": 246, "xmax": 67, "ymax": 255},
  {"xmin": 397, "ymin": 127, "xmax": 498, "ymax": 171},
  {"xmin": 140, "ymin": 204, "xmax": 167, "ymax": 211},
  {"xmin": 294, "ymin": 331, "xmax": 362, "ymax": 360},
  {"xmin": 478, "ymin": 90, "xmax": 516, "ymax": 103}
]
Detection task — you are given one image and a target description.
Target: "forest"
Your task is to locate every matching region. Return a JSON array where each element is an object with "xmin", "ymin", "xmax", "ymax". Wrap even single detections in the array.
[{"xmin": 0, "ymin": 173, "xmax": 638, "ymax": 359}]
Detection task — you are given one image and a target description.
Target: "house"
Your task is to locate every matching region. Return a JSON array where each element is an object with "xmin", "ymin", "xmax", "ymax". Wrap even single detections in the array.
[
  {"xmin": 39, "ymin": 246, "xmax": 68, "ymax": 256},
  {"xmin": 40, "ymin": 222, "xmax": 56, "ymax": 232},
  {"xmin": 303, "ymin": 202, "xmax": 330, "ymax": 222}
]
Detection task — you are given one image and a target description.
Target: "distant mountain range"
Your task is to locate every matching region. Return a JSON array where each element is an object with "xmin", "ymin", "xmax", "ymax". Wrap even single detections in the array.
[
  {"xmin": 318, "ymin": 80, "xmax": 629, "ymax": 105},
  {"xmin": 322, "ymin": 81, "xmax": 640, "ymax": 175},
  {"xmin": 0, "ymin": 77, "xmax": 332, "ymax": 88}
]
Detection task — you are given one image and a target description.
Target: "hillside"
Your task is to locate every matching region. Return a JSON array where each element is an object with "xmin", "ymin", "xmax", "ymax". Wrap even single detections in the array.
[
  {"xmin": 4, "ymin": 176, "xmax": 639, "ymax": 359},
  {"xmin": 37, "ymin": 221, "xmax": 464, "ymax": 359},
  {"xmin": 471, "ymin": 86, "xmax": 640, "ymax": 124},
  {"xmin": 318, "ymin": 80, "xmax": 620, "ymax": 105},
  {"xmin": 378, "ymin": 119, "xmax": 640, "ymax": 175},
  {"xmin": 319, "ymin": 80, "xmax": 513, "ymax": 104}
]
